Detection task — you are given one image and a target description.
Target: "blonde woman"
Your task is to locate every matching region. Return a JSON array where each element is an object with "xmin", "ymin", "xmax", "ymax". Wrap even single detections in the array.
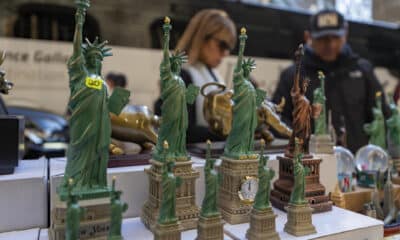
[{"xmin": 155, "ymin": 9, "xmax": 237, "ymax": 143}]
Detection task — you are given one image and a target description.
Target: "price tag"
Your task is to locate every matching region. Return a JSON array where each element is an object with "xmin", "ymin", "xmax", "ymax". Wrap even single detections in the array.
[{"xmin": 85, "ymin": 76, "xmax": 103, "ymax": 90}]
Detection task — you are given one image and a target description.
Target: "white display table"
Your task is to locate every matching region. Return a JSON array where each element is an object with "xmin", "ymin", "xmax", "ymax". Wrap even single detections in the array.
[
  {"xmin": 0, "ymin": 228, "xmax": 40, "ymax": 240},
  {"xmin": 0, "ymin": 158, "xmax": 48, "ymax": 232},
  {"xmin": 224, "ymin": 206, "xmax": 383, "ymax": 240},
  {"xmin": 38, "ymin": 207, "xmax": 383, "ymax": 240},
  {"xmin": 49, "ymin": 153, "xmax": 337, "ymax": 219}
]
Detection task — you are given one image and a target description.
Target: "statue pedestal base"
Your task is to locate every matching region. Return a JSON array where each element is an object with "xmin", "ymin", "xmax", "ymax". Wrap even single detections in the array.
[
  {"xmin": 284, "ymin": 203, "xmax": 316, "ymax": 236},
  {"xmin": 246, "ymin": 207, "xmax": 279, "ymax": 240},
  {"xmin": 309, "ymin": 134, "xmax": 334, "ymax": 154},
  {"xmin": 197, "ymin": 214, "xmax": 225, "ymax": 240},
  {"xmin": 271, "ymin": 155, "xmax": 332, "ymax": 213},
  {"xmin": 154, "ymin": 221, "xmax": 182, "ymax": 240},
  {"xmin": 49, "ymin": 196, "xmax": 111, "ymax": 240},
  {"xmin": 141, "ymin": 159, "xmax": 199, "ymax": 231},
  {"xmin": 218, "ymin": 156, "xmax": 259, "ymax": 224}
]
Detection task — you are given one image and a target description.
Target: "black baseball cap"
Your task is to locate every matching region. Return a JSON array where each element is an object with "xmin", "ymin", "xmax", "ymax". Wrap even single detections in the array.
[{"xmin": 309, "ymin": 9, "xmax": 347, "ymax": 38}]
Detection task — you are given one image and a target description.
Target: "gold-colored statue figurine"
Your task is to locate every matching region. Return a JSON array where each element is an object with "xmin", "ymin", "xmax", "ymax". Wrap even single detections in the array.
[
  {"xmin": 110, "ymin": 105, "xmax": 160, "ymax": 152},
  {"xmin": 201, "ymin": 82, "xmax": 291, "ymax": 144}
]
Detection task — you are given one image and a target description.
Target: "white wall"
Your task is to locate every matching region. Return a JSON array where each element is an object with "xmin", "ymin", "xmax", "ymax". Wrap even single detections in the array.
[{"xmin": 0, "ymin": 37, "xmax": 396, "ymax": 115}]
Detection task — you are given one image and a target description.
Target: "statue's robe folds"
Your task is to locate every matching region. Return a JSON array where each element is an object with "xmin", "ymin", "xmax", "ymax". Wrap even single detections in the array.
[
  {"xmin": 201, "ymin": 169, "xmax": 219, "ymax": 217},
  {"xmin": 159, "ymin": 173, "xmax": 178, "ymax": 224},
  {"xmin": 289, "ymin": 92, "xmax": 312, "ymax": 154},
  {"xmin": 253, "ymin": 167, "xmax": 274, "ymax": 210},
  {"xmin": 154, "ymin": 61, "xmax": 188, "ymax": 160},
  {"xmin": 290, "ymin": 161, "xmax": 307, "ymax": 205},
  {"xmin": 224, "ymin": 69, "xmax": 258, "ymax": 158},
  {"xmin": 64, "ymin": 53, "xmax": 111, "ymax": 189}
]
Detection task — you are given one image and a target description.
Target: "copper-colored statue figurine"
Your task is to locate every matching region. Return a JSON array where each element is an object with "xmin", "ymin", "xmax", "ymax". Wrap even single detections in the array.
[
  {"xmin": 287, "ymin": 44, "xmax": 321, "ymax": 156},
  {"xmin": 0, "ymin": 51, "xmax": 13, "ymax": 95}
]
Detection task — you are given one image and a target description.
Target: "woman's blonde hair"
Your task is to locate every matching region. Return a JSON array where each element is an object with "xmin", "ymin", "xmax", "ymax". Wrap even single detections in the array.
[{"xmin": 176, "ymin": 9, "xmax": 237, "ymax": 64}]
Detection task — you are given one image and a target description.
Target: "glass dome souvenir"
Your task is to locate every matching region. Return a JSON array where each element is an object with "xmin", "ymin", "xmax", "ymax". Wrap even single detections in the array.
[
  {"xmin": 334, "ymin": 146, "xmax": 355, "ymax": 192},
  {"xmin": 355, "ymin": 144, "xmax": 389, "ymax": 188}
]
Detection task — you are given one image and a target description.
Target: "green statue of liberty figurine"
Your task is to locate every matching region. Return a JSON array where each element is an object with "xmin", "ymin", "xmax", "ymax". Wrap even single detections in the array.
[
  {"xmin": 364, "ymin": 92, "xmax": 386, "ymax": 149},
  {"xmin": 313, "ymin": 71, "xmax": 327, "ymax": 135},
  {"xmin": 153, "ymin": 17, "xmax": 199, "ymax": 162},
  {"xmin": 109, "ymin": 177, "xmax": 128, "ymax": 240},
  {"xmin": 386, "ymin": 98, "xmax": 400, "ymax": 157},
  {"xmin": 158, "ymin": 141, "xmax": 182, "ymax": 224},
  {"xmin": 60, "ymin": 0, "xmax": 130, "ymax": 197},
  {"xmin": 200, "ymin": 140, "xmax": 222, "ymax": 217},
  {"xmin": 289, "ymin": 138, "xmax": 310, "ymax": 205},
  {"xmin": 224, "ymin": 28, "xmax": 266, "ymax": 159},
  {"xmin": 65, "ymin": 179, "xmax": 85, "ymax": 240},
  {"xmin": 253, "ymin": 139, "xmax": 275, "ymax": 210}
]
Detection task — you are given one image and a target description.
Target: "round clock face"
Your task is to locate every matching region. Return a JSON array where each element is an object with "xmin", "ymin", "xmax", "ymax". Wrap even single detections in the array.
[{"xmin": 238, "ymin": 176, "xmax": 258, "ymax": 203}]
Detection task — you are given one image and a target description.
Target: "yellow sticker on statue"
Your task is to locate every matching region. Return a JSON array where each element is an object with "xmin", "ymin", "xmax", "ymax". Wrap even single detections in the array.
[{"xmin": 85, "ymin": 76, "xmax": 103, "ymax": 90}]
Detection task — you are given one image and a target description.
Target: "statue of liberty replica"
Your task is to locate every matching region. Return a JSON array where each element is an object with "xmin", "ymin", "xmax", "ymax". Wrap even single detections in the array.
[
  {"xmin": 154, "ymin": 141, "xmax": 183, "ymax": 240},
  {"xmin": 364, "ymin": 91, "xmax": 386, "ymax": 149},
  {"xmin": 284, "ymin": 138, "xmax": 316, "ymax": 236},
  {"xmin": 142, "ymin": 17, "xmax": 200, "ymax": 231},
  {"xmin": 51, "ymin": 1, "xmax": 130, "ymax": 239},
  {"xmin": 310, "ymin": 71, "xmax": 334, "ymax": 154},
  {"xmin": 218, "ymin": 27, "xmax": 266, "ymax": 224},
  {"xmin": 271, "ymin": 45, "xmax": 331, "ymax": 214},
  {"xmin": 246, "ymin": 139, "xmax": 279, "ymax": 240},
  {"xmin": 197, "ymin": 140, "xmax": 224, "ymax": 240}
]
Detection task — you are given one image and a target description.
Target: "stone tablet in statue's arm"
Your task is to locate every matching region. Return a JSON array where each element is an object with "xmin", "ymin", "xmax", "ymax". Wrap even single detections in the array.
[
  {"xmin": 176, "ymin": 176, "xmax": 182, "ymax": 188},
  {"xmin": 108, "ymin": 87, "xmax": 131, "ymax": 115},
  {"xmin": 256, "ymin": 88, "xmax": 266, "ymax": 107},
  {"xmin": 186, "ymin": 84, "xmax": 199, "ymax": 104}
]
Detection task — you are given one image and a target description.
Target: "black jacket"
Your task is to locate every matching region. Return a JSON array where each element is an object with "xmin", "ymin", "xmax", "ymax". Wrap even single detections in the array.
[{"xmin": 272, "ymin": 44, "xmax": 389, "ymax": 153}]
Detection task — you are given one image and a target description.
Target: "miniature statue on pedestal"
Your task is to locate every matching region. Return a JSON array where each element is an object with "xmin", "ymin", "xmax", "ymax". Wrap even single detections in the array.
[
  {"xmin": 51, "ymin": 1, "xmax": 129, "ymax": 239},
  {"xmin": 310, "ymin": 71, "xmax": 334, "ymax": 154},
  {"xmin": 218, "ymin": 28, "xmax": 263, "ymax": 224},
  {"xmin": 253, "ymin": 139, "xmax": 275, "ymax": 210},
  {"xmin": 154, "ymin": 141, "xmax": 182, "ymax": 240},
  {"xmin": 290, "ymin": 139, "xmax": 310, "ymax": 205},
  {"xmin": 364, "ymin": 92, "xmax": 386, "ymax": 149},
  {"xmin": 65, "ymin": 179, "xmax": 85, "ymax": 240},
  {"xmin": 284, "ymin": 138, "xmax": 316, "ymax": 236},
  {"xmin": 142, "ymin": 17, "xmax": 199, "ymax": 231},
  {"xmin": 60, "ymin": 0, "xmax": 130, "ymax": 196},
  {"xmin": 201, "ymin": 140, "xmax": 221, "ymax": 217},
  {"xmin": 109, "ymin": 177, "xmax": 128, "ymax": 240},
  {"xmin": 223, "ymin": 27, "xmax": 266, "ymax": 160},
  {"xmin": 0, "ymin": 52, "xmax": 13, "ymax": 95},
  {"xmin": 271, "ymin": 45, "xmax": 331, "ymax": 213},
  {"xmin": 153, "ymin": 16, "xmax": 199, "ymax": 162},
  {"xmin": 197, "ymin": 140, "xmax": 224, "ymax": 240},
  {"xmin": 246, "ymin": 139, "xmax": 279, "ymax": 240}
]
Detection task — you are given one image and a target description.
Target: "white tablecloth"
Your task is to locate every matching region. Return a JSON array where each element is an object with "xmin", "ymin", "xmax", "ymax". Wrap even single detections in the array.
[{"xmin": 0, "ymin": 157, "xmax": 48, "ymax": 232}]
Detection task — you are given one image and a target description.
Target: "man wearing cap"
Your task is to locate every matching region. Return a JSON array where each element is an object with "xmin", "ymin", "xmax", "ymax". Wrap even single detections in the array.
[{"xmin": 273, "ymin": 9, "xmax": 388, "ymax": 153}]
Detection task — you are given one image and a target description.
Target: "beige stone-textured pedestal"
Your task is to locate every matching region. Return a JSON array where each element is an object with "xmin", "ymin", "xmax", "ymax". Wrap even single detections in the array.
[
  {"xmin": 246, "ymin": 207, "xmax": 279, "ymax": 240},
  {"xmin": 218, "ymin": 156, "xmax": 259, "ymax": 224},
  {"xmin": 309, "ymin": 134, "xmax": 334, "ymax": 154},
  {"xmin": 284, "ymin": 203, "xmax": 316, "ymax": 236},
  {"xmin": 141, "ymin": 159, "xmax": 199, "ymax": 231},
  {"xmin": 154, "ymin": 221, "xmax": 182, "ymax": 240},
  {"xmin": 197, "ymin": 214, "xmax": 225, "ymax": 240},
  {"xmin": 49, "ymin": 197, "xmax": 111, "ymax": 240}
]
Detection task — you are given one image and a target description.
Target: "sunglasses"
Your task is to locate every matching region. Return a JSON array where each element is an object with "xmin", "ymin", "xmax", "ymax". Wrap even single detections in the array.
[{"xmin": 207, "ymin": 36, "xmax": 232, "ymax": 52}]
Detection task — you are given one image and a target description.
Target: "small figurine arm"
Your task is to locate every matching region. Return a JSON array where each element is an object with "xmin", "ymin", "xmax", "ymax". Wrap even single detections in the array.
[
  {"xmin": 218, "ymin": 172, "xmax": 223, "ymax": 185},
  {"xmin": 122, "ymin": 203, "xmax": 128, "ymax": 213},
  {"xmin": 304, "ymin": 166, "xmax": 311, "ymax": 176},
  {"xmin": 186, "ymin": 84, "xmax": 200, "ymax": 104}
]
